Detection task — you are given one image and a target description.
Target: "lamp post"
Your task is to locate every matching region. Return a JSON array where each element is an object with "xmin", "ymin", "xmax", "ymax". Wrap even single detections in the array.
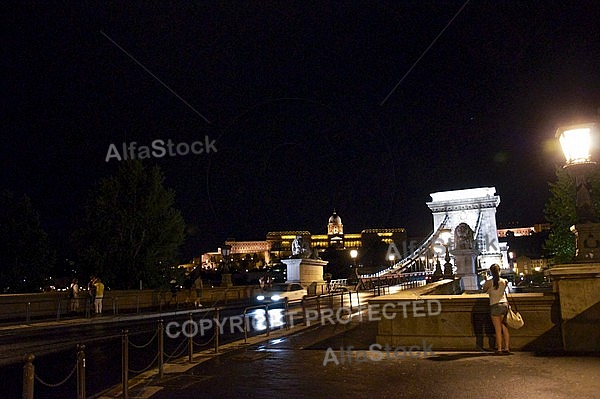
[
  {"xmin": 440, "ymin": 228, "xmax": 453, "ymax": 276},
  {"xmin": 420, "ymin": 255, "xmax": 425, "ymax": 272},
  {"xmin": 432, "ymin": 245, "xmax": 443, "ymax": 280},
  {"xmin": 508, "ymin": 251, "xmax": 515, "ymax": 273},
  {"xmin": 220, "ymin": 244, "xmax": 233, "ymax": 288},
  {"xmin": 388, "ymin": 254, "xmax": 395, "ymax": 268},
  {"xmin": 350, "ymin": 249, "xmax": 358, "ymax": 268},
  {"xmin": 350, "ymin": 249, "xmax": 358, "ymax": 282},
  {"xmin": 556, "ymin": 122, "xmax": 600, "ymax": 261}
]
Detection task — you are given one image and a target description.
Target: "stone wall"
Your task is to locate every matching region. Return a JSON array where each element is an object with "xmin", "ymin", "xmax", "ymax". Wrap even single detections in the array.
[
  {"xmin": 372, "ymin": 282, "xmax": 561, "ymax": 352},
  {"xmin": 0, "ymin": 286, "xmax": 261, "ymax": 322}
]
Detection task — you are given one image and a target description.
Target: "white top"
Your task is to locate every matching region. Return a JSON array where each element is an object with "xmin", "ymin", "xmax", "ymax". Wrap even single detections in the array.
[{"xmin": 483, "ymin": 277, "xmax": 508, "ymax": 305}]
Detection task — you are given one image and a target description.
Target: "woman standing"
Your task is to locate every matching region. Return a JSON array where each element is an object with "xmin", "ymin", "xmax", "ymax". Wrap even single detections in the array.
[{"xmin": 482, "ymin": 264, "xmax": 510, "ymax": 355}]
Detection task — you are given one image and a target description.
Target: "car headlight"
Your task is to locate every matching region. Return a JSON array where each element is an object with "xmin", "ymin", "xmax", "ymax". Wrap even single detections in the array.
[
  {"xmin": 271, "ymin": 295, "xmax": 281, "ymax": 301},
  {"xmin": 257, "ymin": 295, "xmax": 265, "ymax": 301}
]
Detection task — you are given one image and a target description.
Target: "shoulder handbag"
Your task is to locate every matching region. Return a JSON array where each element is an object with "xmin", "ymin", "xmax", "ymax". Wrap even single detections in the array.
[{"xmin": 504, "ymin": 284, "xmax": 524, "ymax": 329}]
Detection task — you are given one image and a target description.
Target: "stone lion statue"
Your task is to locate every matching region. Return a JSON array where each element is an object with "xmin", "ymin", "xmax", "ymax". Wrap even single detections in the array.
[
  {"xmin": 290, "ymin": 236, "xmax": 319, "ymax": 259},
  {"xmin": 454, "ymin": 222, "xmax": 474, "ymax": 250}
]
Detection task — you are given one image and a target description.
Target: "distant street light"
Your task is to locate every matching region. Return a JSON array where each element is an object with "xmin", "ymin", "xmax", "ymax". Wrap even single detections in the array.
[
  {"xmin": 220, "ymin": 244, "xmax": 233, "ymax": 287},
  {"xmin": 420, "ymin": 255, "xmax": 426, "ymax": 272},
  {"xmin": 557, "ymin": 122, "xmax": 600, "ymax": 261},
  {"xmin": 388, "ymin": 254, "xmax": 395, "ymax": 268},
  {"xmin": 350, "ymin": 249, "xmax": 358, "ymax": 268},
  {"xmin": 440, "ymin": 228, "xmax": 453, "ymax": 276}
]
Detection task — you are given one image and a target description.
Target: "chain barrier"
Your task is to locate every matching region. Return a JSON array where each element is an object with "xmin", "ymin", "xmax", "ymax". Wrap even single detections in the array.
[
  {"xmin": 128, "ymin": 330, "xmax": 158, "ymax": 349},
  {"xmin": 128, "ymin": 352, "xmax": 159, "ymax": 374},
  {"xmin": 193, "ymin": 331, "xmax": 216, "ymax": 348},
  {"xmin": 163, "ymin": 337, "xmax": 188, "ymax": 361},
  {"xmin": 34, "ymin": 362, "xmax": 77, "ymax": 388}
]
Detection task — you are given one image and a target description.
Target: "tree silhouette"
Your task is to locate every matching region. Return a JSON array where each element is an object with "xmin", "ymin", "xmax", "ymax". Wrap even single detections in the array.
[
  {"xmin": 73, "ymin": 160, "xmax": 185, "ymax": 289},
  {"xmin": 0, "ymin": 190, "xmax": 55, "ymax": 292},
  {"xmin": 545, "ymin": 166, "xmax": 600, "ymax": 263}
]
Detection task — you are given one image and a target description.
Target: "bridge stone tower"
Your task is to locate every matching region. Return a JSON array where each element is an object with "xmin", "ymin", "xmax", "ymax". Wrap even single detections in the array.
[{"xmin": 427, "ymin": 187, "xmax": 503, "ymax": 287}]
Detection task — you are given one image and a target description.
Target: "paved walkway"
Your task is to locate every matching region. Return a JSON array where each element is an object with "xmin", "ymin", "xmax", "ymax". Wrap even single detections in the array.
[{"xmin": 99, "ymin": 316, "xmax": 600, "ymax": 399}]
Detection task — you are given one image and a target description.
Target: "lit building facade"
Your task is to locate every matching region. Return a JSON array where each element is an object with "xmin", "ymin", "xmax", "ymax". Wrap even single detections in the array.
[
  {"xmin": 199, "ymin": 211, "xmax": 408, "ymax": 268},
  {"xmin": 267, "ymin": 211, "xmax": 407, "ymax": 258}
]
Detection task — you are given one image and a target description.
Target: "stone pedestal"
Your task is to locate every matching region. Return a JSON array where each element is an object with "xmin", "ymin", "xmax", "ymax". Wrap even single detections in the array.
[
  {"xmin": 571, "ymin": 223, "xmax": 600, "ymax": 261},
  {"xmin": 282, "ymin": 258, "xmax": 328, "ymax": 288},
  {"xmin": 453, "ymin": 249, "xmax": 479, "ymax": 291},
  {"xmin": 547, "ymin": 264, "xmax": 600, "ymax": 352},
  {"xmin": 221, "ymin": 273, "xmax": 233, "ymax": 288}
]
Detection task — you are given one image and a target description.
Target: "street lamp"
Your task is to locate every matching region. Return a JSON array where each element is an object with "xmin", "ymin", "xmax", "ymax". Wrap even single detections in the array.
[
  {"xmin": 220, "ymin": 244, "xmax": 233, "ymax": 287},
  {"xmin": 388, "ymin": 254, "xmax": 395, "ymax": 268},
  {"xmin": 350, "ymin": 249, "xmax": 358, "ymax": 267},
  {"xmin": 432, "ymin": 245, "xmax": 443, "ymax": 280},
  {"xmin": 556, "ymin": 122, "xmax": 600, "ymax": 261},
  {"xmin": 420, "ymin": 255, "xmax": 425, "ymax": 272},
  {"xmin": 440, "ymin": 228, "xmax": 453, "ymax": 276}
]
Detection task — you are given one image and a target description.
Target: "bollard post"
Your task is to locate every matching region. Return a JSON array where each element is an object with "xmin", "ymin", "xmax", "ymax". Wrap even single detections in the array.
[
  {"xmin": 265, "ymin": 305, "xmax": 270, "ymax": 337},
  {"xmin": 187, "ymin": 313, "xmax": 193, "ymax": 363},
  {"xmin": 158, "ymin": 320, "xmax": 164, "ymax": 379},
  {"xmin": 284, "ymin": 298, "xmax": 290, "ymax": 330},
  {"xmin": 122, "ymin": 330, "xmax": 129, "ymax": 399},
  {"xmin": 301, "ymin": 298, "xmax": 307, "ymax": 325},
  {"xmin": 243, "ymin": 309, "xmax": 248, "ymax": 343},
  {"xmin": 316, "ymin": 295, "xmax": 321, "ymax": 315},
  {"xmin": 349, "ymin": 291, "xmax": 354, "ymax": 313},
  {"xmin": 22, "ymin": 353, "xmax": 35, "ymax": 399},
  {"xmin": 76, "ymin": 344, "xmax": 86, "ymax": 399},
  {"xmin": 214, "ymin": 308, "xmax": 220, "ymax": 353}
]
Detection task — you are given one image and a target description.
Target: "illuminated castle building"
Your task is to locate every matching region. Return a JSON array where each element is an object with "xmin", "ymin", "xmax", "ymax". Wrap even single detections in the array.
[{"xmin": 265, "ymin": 210, "xmax": 406, "ymax": 259}]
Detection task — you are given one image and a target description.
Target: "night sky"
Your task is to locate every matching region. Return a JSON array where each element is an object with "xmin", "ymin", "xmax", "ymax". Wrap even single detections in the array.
[{"xmin": 4, "ymin": 2, "xmax": 600, "ymax": 260}]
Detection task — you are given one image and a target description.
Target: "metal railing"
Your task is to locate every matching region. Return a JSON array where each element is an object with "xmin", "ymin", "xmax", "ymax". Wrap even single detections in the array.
[{"xmin": 18, "ymin": 288, "xmax": 371, "ymax": 398}]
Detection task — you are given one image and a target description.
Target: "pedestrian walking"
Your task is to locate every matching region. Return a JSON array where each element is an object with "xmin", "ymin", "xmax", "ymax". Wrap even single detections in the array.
[
  {"xmin": 169, "ymin": 278, "xmax": 178, "ymax": 308},
  {"xmin": 183, "ymin": 274, "xmax": 194, "ymax": 306},
  {"xmin": 194, "ymin": 274, "xmax": 203, "ymax": 307},
  {"xmin": 93, "ymin": 277, "xmax": 105, "ymax": 315},
  {"xmin": 69, "ymin": 278, "xmax": 80, "ymax": 313},
  {"xmin": 88, "ymin": 276, "xmax": 97, "ymax": 314}
]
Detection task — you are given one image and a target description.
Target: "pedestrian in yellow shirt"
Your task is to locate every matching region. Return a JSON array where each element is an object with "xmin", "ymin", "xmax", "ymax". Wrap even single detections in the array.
[{"xmin": 94, "ymin": 278, "xmax": 105, "ymax": 315}]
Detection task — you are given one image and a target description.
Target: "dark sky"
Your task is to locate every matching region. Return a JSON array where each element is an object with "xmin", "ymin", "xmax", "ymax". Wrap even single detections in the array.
[{"xmin": 4, "ymin": 2, "xmax": 600, "ymax": 260}]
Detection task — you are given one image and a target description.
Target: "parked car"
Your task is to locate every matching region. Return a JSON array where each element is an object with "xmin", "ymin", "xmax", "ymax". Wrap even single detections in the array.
[{"xmin": 256, "ymin": 283, "xmax": 306, "ymax": 303}]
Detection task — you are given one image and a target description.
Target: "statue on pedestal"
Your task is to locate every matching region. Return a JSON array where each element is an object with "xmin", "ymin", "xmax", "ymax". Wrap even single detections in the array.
[
  {"xmin": 454, "ymin": 223, "xmax": 475, "ymax": 250},
  {"xmin": 290, "ymin": 236, "xmax": 319, "ymax": 259}
]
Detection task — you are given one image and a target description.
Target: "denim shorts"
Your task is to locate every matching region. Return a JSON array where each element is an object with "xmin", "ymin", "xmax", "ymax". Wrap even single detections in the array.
[{"xmin": 490, "ymin": 302, "xmax": 509, "ymax": 316}]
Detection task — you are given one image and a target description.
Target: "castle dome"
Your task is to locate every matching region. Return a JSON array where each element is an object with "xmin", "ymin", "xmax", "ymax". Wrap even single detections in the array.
[{"xmin": 328, "ymin": 211, "xmax": 342, "ymax": 225}]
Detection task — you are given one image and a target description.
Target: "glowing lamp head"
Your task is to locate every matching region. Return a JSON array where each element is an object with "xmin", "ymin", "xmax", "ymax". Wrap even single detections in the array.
[
  {"xmin": 220, "ymin": 244, "xmax": 231, "ymax": 257},
  {"xmin": 557, "ymin": 123, "xmax": 597, "ymax": 166},
  {"xmin": 439, "ymin": 228, "xmax": 452, "ymax": 245},
  {"xmin": 350, "ymin": 249, "xmax": 358, "ymax": 259}
]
